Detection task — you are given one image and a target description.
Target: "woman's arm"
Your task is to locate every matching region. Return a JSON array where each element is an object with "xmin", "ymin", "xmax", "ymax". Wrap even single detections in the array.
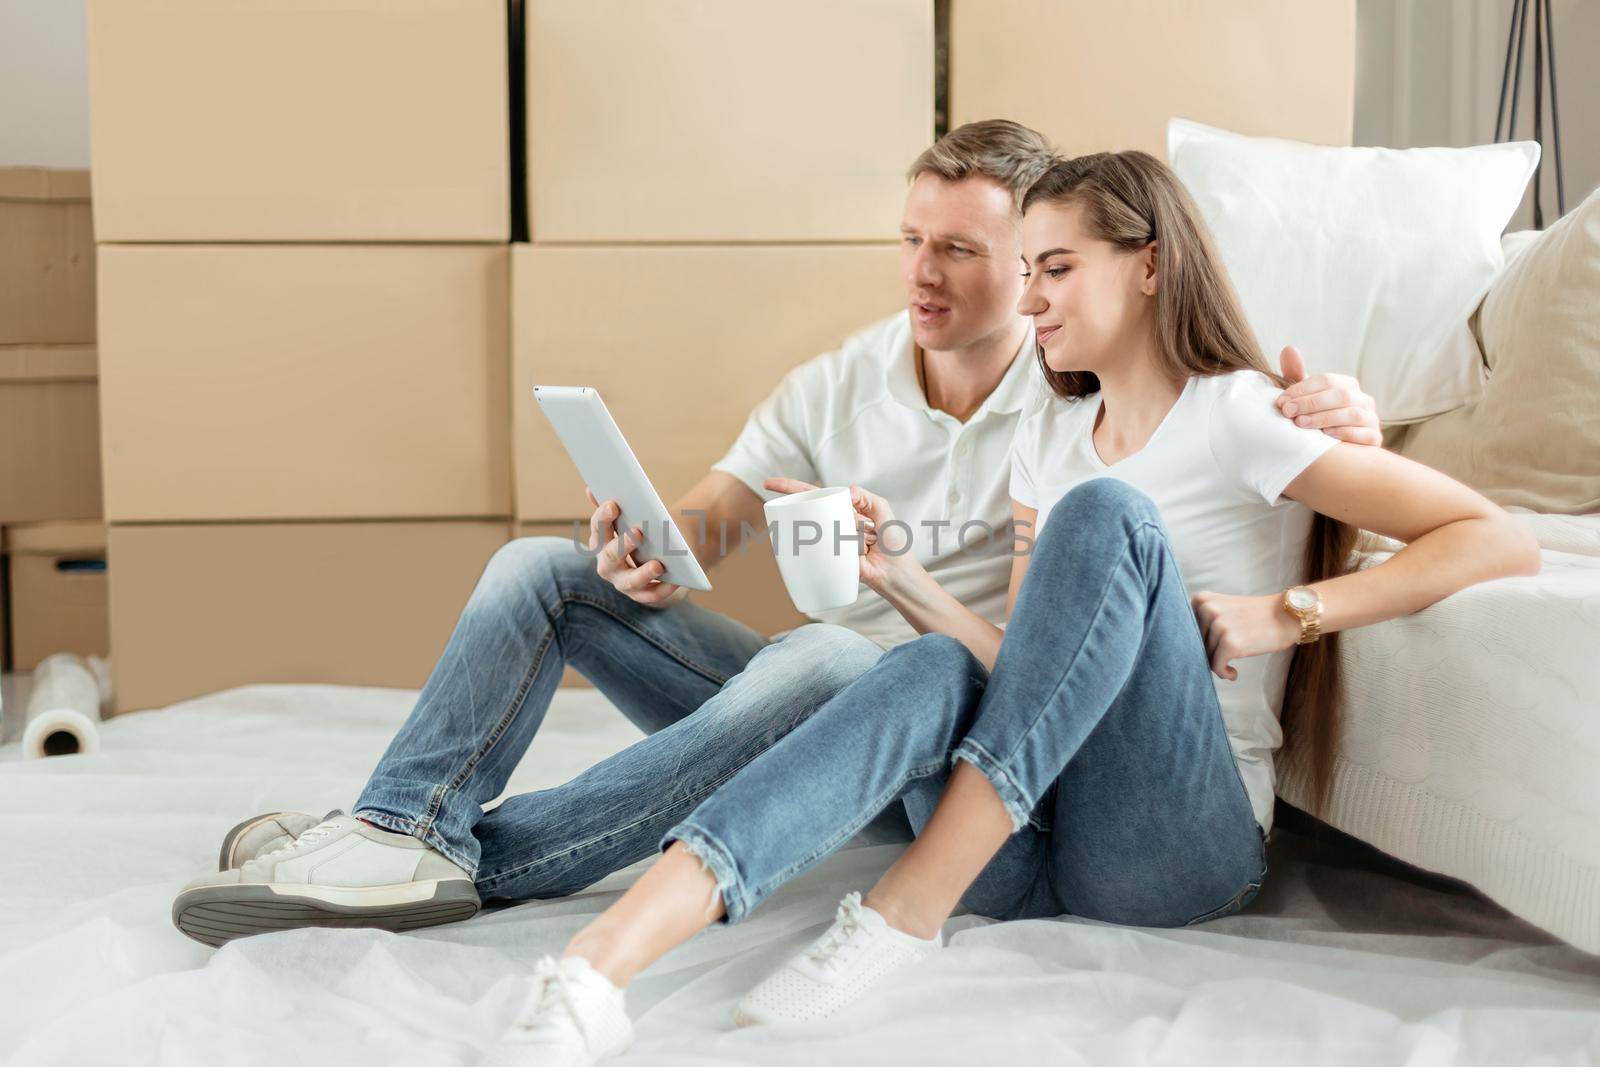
[
  {"xmin": 1005, "ymin": 502, "xmax": 1038, "ymax": 618},
  {"xmin": 869, "ymin": 499, "xmax": 1037, "ymax": 671},
  {"xmin": 1283, "ymin": 444, "xmax": 1541, "ymax": 628},
  {"xmin": 762, "ymin": 476, "xmax": 1015, "ymax": 666},
  {"xmin": 1191, "ymin": 444, "xmax": 1542, "ymax": 680}
]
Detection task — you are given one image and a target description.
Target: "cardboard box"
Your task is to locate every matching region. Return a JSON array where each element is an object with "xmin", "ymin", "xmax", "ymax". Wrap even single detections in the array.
[
  {"xmin": 6, "ymin": 520, "xmax": 110, "ymax": 671},
  {"xmin": 107, "ymin": 520, "xmax": 508, "ymax": 714},
  {"xmin": 87, "ymin": 0, "xmax": 509, "ymax": 241},
  {"xmin": 0, "ymin": 528, "xmax": 8, "ymax": 671},
  {"xmin": 950, "ymin": 0, "xmax": 1356, "ymax": 158},
  {"xmin": 525, "ymin": 0, "xmax": 933, "ymax": 241},
  {"xmin": 0, "ymin": 345, "xmax": 103, "ymax": 523},
  {"xmin": 98, "ymin": 245, "xmax": 512, "ymax": 523},
  {"xmin": 517, "ymin": 521, "xmax": 808, "ymax": 690},
  {"xmin": 0, "ymin": 169, "xmax": 95, "ymax": 343},
  {"xmin": 513, "ymin": 243, "xmax": 904, "ymax": 521}
]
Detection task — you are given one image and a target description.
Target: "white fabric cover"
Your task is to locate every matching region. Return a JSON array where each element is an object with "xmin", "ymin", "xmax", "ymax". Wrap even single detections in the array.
[
  {"xmin": 5, "ymin": 681, "xmax": 1599, "ymax": 1064},
  {"xmin": 1278, "ymin": 512, "xmax": 1600, "ymax": 954},
  {"xmin": 1167, "ymin": 118, "xmax": 1539, "ymax": 424}
]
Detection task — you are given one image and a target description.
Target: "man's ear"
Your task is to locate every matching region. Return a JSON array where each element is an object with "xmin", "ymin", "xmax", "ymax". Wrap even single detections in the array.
[{"xmin": 1142, "ymin": 240, "xmax": 1159, "ymax": 296}]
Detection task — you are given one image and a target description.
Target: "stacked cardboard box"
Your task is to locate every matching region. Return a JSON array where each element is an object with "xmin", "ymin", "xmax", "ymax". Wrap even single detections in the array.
[
  {"xmin": 88, "ymin": 0, "xmax": 509, "ymax": 241},
  {"xmin": 948, "ymin": 0, "xmax": 1357, "ymax": 156},
  {"xmin": 515, "ymin": 0, "xmax": 933, "ymax": 642},
  {"xmin": 88, "ymin": 0, "xmax": 513, "ymax": 713},
  {"xmin": 0, "ymin": 167, "xmax": 109, "ymax": 671},
  {"xmin": 87, "ymin": 0, "xmax": 935, "ymax": 711},
  {"xmin": 77, "ymin": 0, "xmax": 1361, "ymax": 714},
  {"xmin": 107, "ymin": 522, "xmax": 510, "ymax": 703},
  {"xmin": 4, "ymin": 522, "xmax": 110, "ymax": 671}
]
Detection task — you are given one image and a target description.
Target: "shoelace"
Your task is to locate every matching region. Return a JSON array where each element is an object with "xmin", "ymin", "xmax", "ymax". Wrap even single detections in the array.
[
  {"xmin": 255, "ymin": 819, "xmax": 337, "ymax": 862},
  {"xmin": 511, "ymin": 957, "xmax": 595, "ymax": 1048},
  {"xmin": 804, "ymin": 891, "xmax": 868, "ymax": 972}
]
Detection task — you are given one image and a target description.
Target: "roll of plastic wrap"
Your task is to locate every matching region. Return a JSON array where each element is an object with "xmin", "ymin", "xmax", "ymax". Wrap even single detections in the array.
[{"xmin": 22, "ymin": 652, "xmax": 104, "ymax": 759}]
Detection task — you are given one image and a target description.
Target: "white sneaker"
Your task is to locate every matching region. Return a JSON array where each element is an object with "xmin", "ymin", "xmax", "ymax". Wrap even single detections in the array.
[
  {"xmin": 216, "ymin": 810, "xmax": 328, "ymax": 870},
  {"xmin": 735, "ymin": 891, "xmax": 941, "ymax": 1027},
  {"xmin": 172, "ymin": 813, "xmax": 480, "ymax": 946},
  {"xmin": 482, "ymin": 956, "xmax": 633, "ymax": 1067}
]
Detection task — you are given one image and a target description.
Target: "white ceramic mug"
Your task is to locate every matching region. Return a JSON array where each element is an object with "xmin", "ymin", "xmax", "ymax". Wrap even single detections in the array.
[{"xmin": 763, "ymin": 486, "xmax": 862, "ymax": 613}]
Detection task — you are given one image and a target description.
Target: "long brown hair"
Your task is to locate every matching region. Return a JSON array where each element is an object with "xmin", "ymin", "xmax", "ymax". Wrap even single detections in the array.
[{"xmin": 1022, "ymin": 151, "xmax": 1356, "ymax": 820}]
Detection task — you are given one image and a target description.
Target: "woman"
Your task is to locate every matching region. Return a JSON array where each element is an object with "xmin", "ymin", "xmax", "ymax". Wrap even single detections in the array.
[{"xmin": 481, "ymin": 152, "xmax": 1541, "ymax": 1066}]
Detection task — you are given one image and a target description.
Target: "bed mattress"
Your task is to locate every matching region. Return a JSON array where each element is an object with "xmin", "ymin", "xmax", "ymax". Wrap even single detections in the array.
[{"xmin": 4, "ymin": 635, "xmax": 1599, "ymax": 1062}]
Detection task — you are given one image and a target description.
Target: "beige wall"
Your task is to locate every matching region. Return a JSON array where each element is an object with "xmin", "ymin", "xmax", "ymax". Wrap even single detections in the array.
[{"xmin": 0, "ymin": 0, "xmax": 87, "ymax": 167}]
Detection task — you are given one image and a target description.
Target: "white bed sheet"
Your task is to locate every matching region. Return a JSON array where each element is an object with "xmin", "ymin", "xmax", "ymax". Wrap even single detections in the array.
[{"xmin": 3, "ymin": 683, "xmax": 1598, "ymax": 1066}]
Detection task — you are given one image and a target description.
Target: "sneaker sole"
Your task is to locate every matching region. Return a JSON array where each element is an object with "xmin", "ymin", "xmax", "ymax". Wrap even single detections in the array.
[{"xmin": 172, "ymin": 879, "xmax": 481, "ymax": 947}]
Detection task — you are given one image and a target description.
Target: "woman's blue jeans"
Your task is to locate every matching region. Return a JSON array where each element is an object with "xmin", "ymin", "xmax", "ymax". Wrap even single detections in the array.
[{"xmin": 669, "ymin": 478, "xmax": 1270, "ymax": 928}]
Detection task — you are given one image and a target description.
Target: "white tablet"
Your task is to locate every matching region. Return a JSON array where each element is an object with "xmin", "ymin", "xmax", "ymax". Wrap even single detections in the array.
[{"xmin": 533, "ymin": 385, "xmax": 713, "ymax": 593}]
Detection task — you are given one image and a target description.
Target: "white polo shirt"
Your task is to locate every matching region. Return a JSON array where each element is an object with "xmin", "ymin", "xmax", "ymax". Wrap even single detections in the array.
[{"xmin": 714, "ymin": 310, "xmax": 1038, "ymax": 649}]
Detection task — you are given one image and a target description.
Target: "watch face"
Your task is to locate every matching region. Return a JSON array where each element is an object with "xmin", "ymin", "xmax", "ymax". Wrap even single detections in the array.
[{"xmin": 1288, "ymin": 587, "xmax": 1318, "ymax": 612}]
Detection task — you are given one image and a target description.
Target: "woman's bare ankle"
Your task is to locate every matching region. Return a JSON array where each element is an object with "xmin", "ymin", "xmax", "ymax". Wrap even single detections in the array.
[
  {"xmin": 562, "ymin": 924, "xmax": 637, "ymax": 988},
  {"xmin": 862, "ymin": 891, "xmax": 945, "ymax": 941}
]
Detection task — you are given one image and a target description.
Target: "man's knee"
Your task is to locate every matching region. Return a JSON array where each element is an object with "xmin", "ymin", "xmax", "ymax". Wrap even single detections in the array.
[
  {"xmin": 744, "ymin": 623, "xmax": 885, "ymax": 698},
  {"xmin": 882, "ymin": 633, "xmax": 985, "ymax": 687},
  {"xmin": 481, "ymin": 533, "xmax": 602, "ymax": 601}
]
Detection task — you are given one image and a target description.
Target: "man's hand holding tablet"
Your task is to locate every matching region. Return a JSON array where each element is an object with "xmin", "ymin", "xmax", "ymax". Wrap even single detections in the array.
[
  {"xmin": 585, "ymin": 486, "xmax": 689, "ymax": 608},
  {"xmin": 535, "ymin": 385, "xmax": 715, "ymax": 604}
]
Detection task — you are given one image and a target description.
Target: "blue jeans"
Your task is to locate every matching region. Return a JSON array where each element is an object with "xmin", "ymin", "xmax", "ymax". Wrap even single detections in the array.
[
  {"xmin": 351, "ymin": 535, "xmax": 889, "ymax": 899},
  {"xmin": 669, "ymin": 478, "xmax": 1269, "ymax": 927}
]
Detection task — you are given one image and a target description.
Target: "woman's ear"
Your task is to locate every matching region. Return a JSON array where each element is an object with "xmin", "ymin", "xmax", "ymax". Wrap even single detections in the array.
[{"xmin": 1141, "ymin": 240, "xmax": 1159, "ymax": 296}]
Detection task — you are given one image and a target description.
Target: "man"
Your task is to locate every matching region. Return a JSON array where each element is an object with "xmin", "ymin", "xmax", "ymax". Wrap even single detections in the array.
[{"xmin": 171, "ymin": 121, "xmax": 1380, "ymax": 944}]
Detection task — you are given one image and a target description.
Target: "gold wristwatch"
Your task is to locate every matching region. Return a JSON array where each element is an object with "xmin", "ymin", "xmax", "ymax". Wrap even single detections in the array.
[{"xmin": 1283, "ymin": 586, "xmax": 1324, "ymax": 645}]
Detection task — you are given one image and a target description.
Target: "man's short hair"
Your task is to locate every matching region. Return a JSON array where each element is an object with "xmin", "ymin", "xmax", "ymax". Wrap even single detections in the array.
[{"xmin": 905, "ymin": 119, "xmax": 1057, "ymax": 211}]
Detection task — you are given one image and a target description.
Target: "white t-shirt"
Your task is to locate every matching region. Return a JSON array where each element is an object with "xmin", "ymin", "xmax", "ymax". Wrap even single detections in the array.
[
  {"xmin": 714, "ymin": 311, "xmax": 1039, "ymax": 649},
  {"xmin": 1009, "ymin": 370, "xmax": 1339, "ymax": 834}
]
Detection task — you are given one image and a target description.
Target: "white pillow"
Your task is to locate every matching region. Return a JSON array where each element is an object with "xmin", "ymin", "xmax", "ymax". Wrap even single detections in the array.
[{"xmin": 1167, "ymin": 119, "xmax": 1539, "ymax": 424}]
